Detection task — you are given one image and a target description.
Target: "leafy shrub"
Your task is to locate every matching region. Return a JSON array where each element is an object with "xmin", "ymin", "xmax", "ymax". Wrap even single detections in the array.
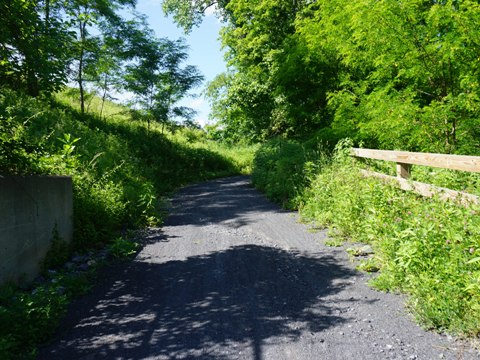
[
  {"xmin": 298, "ymin": 141, "xmax": 480, "ymax": 336},
  {"xmin": 0, "ymin": 88, "xmax": 257, "ymax": 359},
  {"xmin": 252, "ymin": 138, "xmax": 327, "ymax": 208},
  {"xmin": 0, "ymin": 284, "xmax": 68, "ymax": 359},
  {"xmin": 0, "ymin": 89, "xmax": 44, "ymax": 174},
  {"xmin": 73, "ymin": 176, "xmax": 127, "ymax": 249},
  {"xmin": 108, "ymin": 237, "xmax": 139, "ymax": 259}
]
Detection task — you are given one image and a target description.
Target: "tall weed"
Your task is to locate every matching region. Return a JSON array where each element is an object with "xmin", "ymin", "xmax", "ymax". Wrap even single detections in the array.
[
  {"xmin": 298, "ymin": 141, "xmax": 480, "ymax": 336},
  {"xmin": 0, "ymin": 87, "xmax": 257, "ymax": 358},
  {"xmin": 251, "ymin": 138, "xmax": 327, "ymax": 208},
  {"xmin": 252, "ymin": 137, "xmax": 480, "ymax": 336}
]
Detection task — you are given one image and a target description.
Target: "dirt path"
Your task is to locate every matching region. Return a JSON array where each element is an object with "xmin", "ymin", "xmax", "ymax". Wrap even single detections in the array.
[{"xmin": 38, "ymin": 176, "xmax": 478, "ymax": 359}]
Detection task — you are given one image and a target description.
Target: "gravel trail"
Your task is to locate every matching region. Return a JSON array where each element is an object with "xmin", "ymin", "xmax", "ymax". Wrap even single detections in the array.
[{"xmin": 38, "ymin": 176, "xmax": 478, "ymax": 360}]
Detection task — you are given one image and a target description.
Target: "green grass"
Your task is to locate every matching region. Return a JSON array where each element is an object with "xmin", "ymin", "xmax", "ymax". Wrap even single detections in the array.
[
  {"xmin": 0, "ymin": 87, "xmax": 257, "ymax": 359},
  {"xmin": 2, "ymin": 87, "xmax": 256, "ymax": 248},
  {"xmin": 252, "ymin": 137, "xmax": 480, "ymax": 338},
  {"xmin": 251, "ymin": 138, "xmax": 328, "ymax": 208}
]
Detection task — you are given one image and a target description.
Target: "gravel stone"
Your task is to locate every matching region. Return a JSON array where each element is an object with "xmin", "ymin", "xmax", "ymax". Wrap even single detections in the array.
[{"xmin": 37, "ymin": 176, "xmax": 479, "ymax": 360}]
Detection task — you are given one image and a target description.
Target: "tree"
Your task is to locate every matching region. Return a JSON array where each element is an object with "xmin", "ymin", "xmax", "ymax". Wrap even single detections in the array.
[
  {"xmin": 64, "ymin": 0, "xmax": 135, "ymax": 114},
  {"xmin": 164, "ymin": 0, "xmax": 335, "ymax": 141},
  {"xmin": 297, "ymin": 0, "xmax": 480, "ymax": 152},
  {"xmin": 162, "ymin": 0, "xmax": 230, "ymax": 33},
  {"xmin": 124, "ymin": 34, "xmax": 204, "ymax": 131},
  {"xmin": 0, "ymin": 0, "xmax": 73, "ymax": 96},
  {"xmin": 205, "ymin": 71, "xmax": 275, "ymax": 142},
  {"xmin": 165, "ymin": 0, "xmax": 480, "ymax": 152}
]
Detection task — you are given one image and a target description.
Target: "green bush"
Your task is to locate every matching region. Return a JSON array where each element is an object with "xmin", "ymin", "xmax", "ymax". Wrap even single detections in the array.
[
  {"xmin": 0, "ymin": 284, "xmax": 68, "ymax": 359},
  {"xmin": 108, "ymin": 237, "xmax": 139, "ymax": 259},
  {"xmin": 298, "ymin": 141, "xmax": 480, "ymax": 337},
  {"xmin": 251, "ymin": 137, "xmax": 480, "ymax": 336},
  {"xmin": 0, "ymin": 87, "xmax": 258, "ymax": 359},
  {"xmin": 251, "ymin": 138, "xmax": 327, "ymax": 208},
  {"xmin": 0, "ymin": 89, "xmax": 46, "ymax": 175}
]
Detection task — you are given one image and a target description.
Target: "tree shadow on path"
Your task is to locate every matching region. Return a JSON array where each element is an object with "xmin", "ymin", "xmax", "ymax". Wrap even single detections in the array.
[
  {"xmin": 165, "ymin": 176, "xmax": 288, "ymax": 228},
  {"xmin": 38, "ymin": 244, "xmax": 363, "ymax": 360}
]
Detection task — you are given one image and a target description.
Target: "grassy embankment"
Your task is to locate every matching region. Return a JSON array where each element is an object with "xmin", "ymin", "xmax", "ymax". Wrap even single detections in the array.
[
  {"xmin": 0, "ymin": 87, "xmax": 257, "ymax": 359},
  {"xmin": 252, "ymin": 138, "xmax": 480, "ymax": 339}
]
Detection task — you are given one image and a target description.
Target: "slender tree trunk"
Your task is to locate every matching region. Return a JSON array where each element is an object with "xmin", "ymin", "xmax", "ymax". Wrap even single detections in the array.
[
  {"xmin": 26, "ymin": 1, "xmax": 40, "ymax": 97},
  {"xmin": 100, "ymin": 74, "xmax": 108, "ymax": 119},
  {"xmin": 78, "ymin": 20, "xmax": 86, "ymax": 115},
  {"xmin": 45, "ymin": 0, "xmax": 50, "ymax": 26},
  {"xmin": 26, "ymin": 66, "xmax": 40, "ymax": 97}
]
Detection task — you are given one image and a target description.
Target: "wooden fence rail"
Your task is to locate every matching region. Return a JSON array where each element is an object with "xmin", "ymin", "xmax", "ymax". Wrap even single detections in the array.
[{"xmin": 350, "ymin": 148, "xmax": 480, "ymax": 206}]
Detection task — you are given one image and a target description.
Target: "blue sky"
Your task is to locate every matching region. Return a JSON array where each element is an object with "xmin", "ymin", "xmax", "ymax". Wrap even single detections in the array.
[{"xmin": 135, "ymin": 0, "xmax": 227, "ymax": 126}]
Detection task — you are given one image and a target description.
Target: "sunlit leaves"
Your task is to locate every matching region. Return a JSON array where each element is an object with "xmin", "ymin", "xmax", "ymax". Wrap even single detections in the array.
[
  {"xmin": 0, "ymin": 0, "xmax": 73, "ymax": 96},
  {"xmin": 294, "ymin": 0, "xmax": 480, "ymax": 152},
  {"xmin": 162, "ymin": 0, "xmax": 228, "ymax": 33},
  {"xmin": 124, "ymin": 36, "xmax": 204, "ymax": 130}
]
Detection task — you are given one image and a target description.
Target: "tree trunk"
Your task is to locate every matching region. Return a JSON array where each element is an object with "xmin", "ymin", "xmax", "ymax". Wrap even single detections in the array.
[
  {"xmin": 78, "ymin": 20, "xmax": 86, "ymax": 115},
  {"xmin": 100, "ymin": 74, "xmax": 108, "ymax": 119}
]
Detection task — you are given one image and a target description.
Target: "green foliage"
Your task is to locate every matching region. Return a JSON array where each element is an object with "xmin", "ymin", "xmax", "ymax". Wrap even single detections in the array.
[
  {"xmin": 205, "ymin": 72, "xmax": 276, "ymax": 142},
  {"xmin": 0, "ymin": 89, "xmax": 44, "ymax": 174},
  {"xmin": 251, "ymin": 138, "xmax": 328, "ymax": 208},
  {"xmin": 123, "ymin": 33, "xmax": 204, "ymax": 130},
  {"xmin": 356, "ymin": 259, "xmax": 380, "ymax": 273},
  {"xmin": 0, "ymin": 0, "xmax": 73, "ymax": 96},
  {"xmin": 296, "ymin": 0, "xmax": 480, "ymax": 153},
  {"xmin": 297, "ymin": 142, "xmax": 480, "ymax": 337},
  {"xmin": 324, "ymin": 239, "xmax": 343, "ymax": 247},
  {"xmin": 72, "ymin": 175, "xmax": 127, "ymax": 248},
  {"xmin": 0, "ymin": 260, "xmax": 100, "ymax": 359},
  {"xmin": 108, "ymin": 237, "xmax": 139, "ymax": 259},
  {"xmin": 0, "ymin": 283, "xmax": 68, "ymax": 359},
  {"xmin": 252, "ymin": 136, "xmax": 480, "ymax": 336},
  {"xmin": 162, "ymin": 0, "xmax": 229, "ymax": 33},
  {"xmin": 167, "ymin": 0, "xmax": 480, "ymax": 152}
]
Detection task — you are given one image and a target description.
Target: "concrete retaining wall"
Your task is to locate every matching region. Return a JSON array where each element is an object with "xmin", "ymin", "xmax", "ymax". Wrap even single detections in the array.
[{"xmin": 0, "ymin": 176, "xmax": 73, "ymax": 285}]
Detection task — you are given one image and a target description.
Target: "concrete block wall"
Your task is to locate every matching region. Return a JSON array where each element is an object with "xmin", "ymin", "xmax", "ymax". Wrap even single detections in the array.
[{"xmin": 0, "ymin": 176, "xmax": 73, "ymax": 285}]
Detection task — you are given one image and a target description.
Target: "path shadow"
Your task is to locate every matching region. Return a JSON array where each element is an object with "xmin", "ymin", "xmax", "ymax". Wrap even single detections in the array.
[
  {"xmin": 166, "ymin": 176, "xmax": 289, "ymax": 228},
  {"xmin": 38, "ymin": 244, "xmax": 361, "ymax": 360}
]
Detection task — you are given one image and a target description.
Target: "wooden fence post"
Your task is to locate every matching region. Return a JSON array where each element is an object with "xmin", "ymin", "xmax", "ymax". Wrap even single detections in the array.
[{"xmin": 396, "ymin": 163, "xmax": 411, "ymax": 179}]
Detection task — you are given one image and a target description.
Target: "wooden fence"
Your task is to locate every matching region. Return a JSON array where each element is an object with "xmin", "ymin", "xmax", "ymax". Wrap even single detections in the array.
[{"xmin": 350, "ymin": 148, "xmax": 480, "ymax": 206}]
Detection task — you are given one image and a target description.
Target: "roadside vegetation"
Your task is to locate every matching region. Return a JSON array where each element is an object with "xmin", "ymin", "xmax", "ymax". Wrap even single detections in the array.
[
  {"xmin": 3, "ymin": 0, "xmax": 480, "ymax": 356},
  {"xmin": 163, "ymin": 0, "xmax": 480, "ymax": 340},
  {"xmin": 251, "ymin": 138, "xmax": 480, "ymax": 338},
  {"xmin": 0, "ymin": 87, "xmax": 255, "ymax": 359}
]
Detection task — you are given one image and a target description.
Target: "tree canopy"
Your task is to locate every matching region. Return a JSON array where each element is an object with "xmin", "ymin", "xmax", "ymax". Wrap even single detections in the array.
[
  {"xmin": 0, "ymin": 0, "xmax": 204, "ymax": 127},
  {"xmin": 165, "ymin": 0, "xmax": 480, "ymax": 154}
]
